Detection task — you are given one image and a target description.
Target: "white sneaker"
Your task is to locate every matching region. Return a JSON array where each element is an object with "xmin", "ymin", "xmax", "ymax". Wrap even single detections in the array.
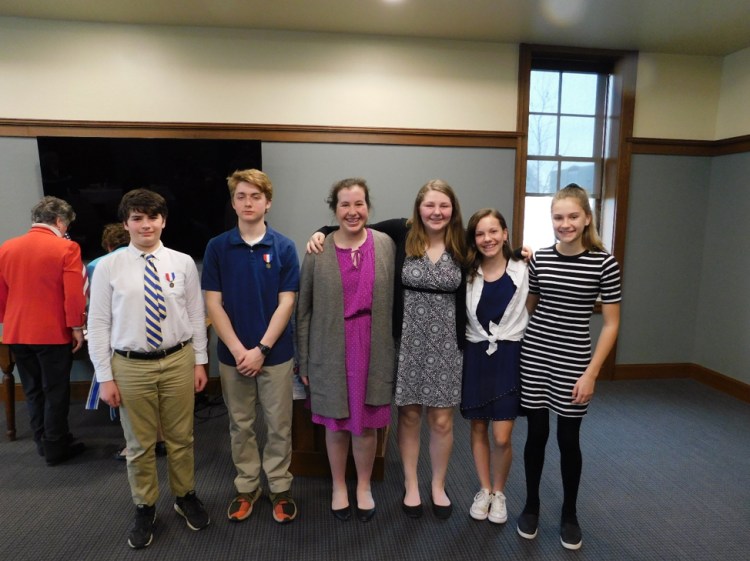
[
  {"xmin": 488, "ymin": 491, "xmax": 507, "ymax": 524},
  {"xmin": 469, "ymin": 489, "xmax": 492, "ymax": 520}
]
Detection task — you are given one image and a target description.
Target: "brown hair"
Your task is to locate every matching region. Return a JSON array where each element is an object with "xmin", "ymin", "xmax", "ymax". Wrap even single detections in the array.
[
  {"xmin": 465, "ymin": 208, "xmax": 515, "ymax": 282},
  {"xmin": 326, "ymin": 178, "xmax": 371, "ymax": 212},
  {"xmin": 118, "ymin": 189, "xmax": 168, "ymax": 221},
  {"xmin": 405, "ymin": 179, "xmax": 466, "ymax": 263},
  {"xmin": 100, "ymin": 223, "xmax": 130, "ymax": 251}
]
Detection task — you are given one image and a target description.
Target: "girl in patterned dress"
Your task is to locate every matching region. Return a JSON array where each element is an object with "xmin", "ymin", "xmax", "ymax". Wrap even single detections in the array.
[
  {"xmin": 393, "ymin": 181, "xmax": 467, "ymax": 519},
  {"xmin": 517, "ymin": 184, "xmax": 621, "ymax": 550}
]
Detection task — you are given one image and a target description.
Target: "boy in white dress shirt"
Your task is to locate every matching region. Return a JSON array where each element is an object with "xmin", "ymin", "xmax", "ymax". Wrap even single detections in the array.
[{"xmin": 88, "ymin": 189, "xmax": 210, "ymax": 549}]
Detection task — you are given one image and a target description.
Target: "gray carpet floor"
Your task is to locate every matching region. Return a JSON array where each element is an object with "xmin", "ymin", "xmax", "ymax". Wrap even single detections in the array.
[{"xmin": 1, "ymin": 378, "xmax": 748, "ymax": 561}]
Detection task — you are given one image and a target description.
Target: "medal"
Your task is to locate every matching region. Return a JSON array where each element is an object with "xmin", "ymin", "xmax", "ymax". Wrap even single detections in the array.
[
  {"xmin": 263, "ymin": 253, "xmax": 273, "ymax": 269},
  {"xmin": 164, "ymin": 272, "xmax": 176, "ymax": 288}
]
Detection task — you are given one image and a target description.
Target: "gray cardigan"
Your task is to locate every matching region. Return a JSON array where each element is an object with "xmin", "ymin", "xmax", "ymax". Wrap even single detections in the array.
[{"xmin": 296, "ymin": 230, "xmax": 396, "ymax": 419}]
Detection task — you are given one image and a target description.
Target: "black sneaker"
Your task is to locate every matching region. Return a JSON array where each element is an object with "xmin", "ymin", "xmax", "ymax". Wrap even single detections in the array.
[
  {"xmin": 174, "ymin": 491, "xmax": 211, "ymax": 531},
  {"xmin": 128, "ymin": 504, "xmax": 156, "ymax": 549},
  {"xmin": 517, "ymin": 512, "xmax": 539, "ymax": 540},
  {"xmin": 560, "ymin": 519, "xmax": 583, "ymax": 550}
]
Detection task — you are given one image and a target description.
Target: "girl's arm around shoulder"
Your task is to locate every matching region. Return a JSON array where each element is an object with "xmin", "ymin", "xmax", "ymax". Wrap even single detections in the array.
[{"xmin": 367, "ymin": 218, "xmax": 409, "ymax": 245}]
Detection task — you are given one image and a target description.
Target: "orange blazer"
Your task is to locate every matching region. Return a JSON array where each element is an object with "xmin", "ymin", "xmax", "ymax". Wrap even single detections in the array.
[{"xmin": 0, "ymin": 226, "xmax": 87, "ymax": 344}]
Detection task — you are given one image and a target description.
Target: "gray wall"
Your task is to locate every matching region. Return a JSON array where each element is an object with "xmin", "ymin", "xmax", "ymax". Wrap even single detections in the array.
[
  {"xmin": 621, "ymin": 151, "xmax": 750, "ymax": 385},
  {"xmin": 619, "ymin": 154, "xmax": 711, "ymax": 364},
  {"xmin": 0, "ymin": 137, "xmax": 44, "ymax": 244},
  {"xmin": 263, "ymin": 142, "xmax": 517, "ymax": 260},
  {"xmin": 695, "ymin": 152, "xmax": 750, "ymax": 383}
]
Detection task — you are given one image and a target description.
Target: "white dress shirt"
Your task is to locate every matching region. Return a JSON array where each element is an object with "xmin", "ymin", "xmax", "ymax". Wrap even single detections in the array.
[
  {"xmin": 465, "ymin": 258, "xmax": 530, "ymax": 354},
  {"xmin": 88, "ymin": 242, "xmax": 208, "ymax": 382}
]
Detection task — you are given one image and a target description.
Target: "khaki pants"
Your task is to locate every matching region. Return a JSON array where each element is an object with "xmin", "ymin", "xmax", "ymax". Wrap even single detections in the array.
[
  {"xmin": 113, "ymin": 345, "xmax": 196, "ymax": 506},
  {"xmin": 219, "ymin": 359, "xmax": 294, "ymax": 495}
]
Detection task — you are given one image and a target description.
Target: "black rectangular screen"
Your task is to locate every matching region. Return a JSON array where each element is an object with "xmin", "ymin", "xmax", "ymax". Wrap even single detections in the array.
[{"xmin": 37, "ymin": 136, "xmax": 262, "ymax": 260}]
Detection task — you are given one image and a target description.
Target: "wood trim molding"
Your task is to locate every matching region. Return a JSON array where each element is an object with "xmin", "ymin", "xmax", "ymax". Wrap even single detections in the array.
[
  {"xmin": 511, "ymin": 45, "xmax": 532, "ymax": 248},
  {"xmin": 613, "ymin": 363, "xmax": 693, "ymax": 380},
  {"xmin": 629, "ymin": 135, "xmax": 750, "ymax": 157},
  {"xmin": 688, "ymin": 364, "xmax": 750, "ymax": 403},
  {"xmin": 0, "ymin": 118, "xmax": 520, "ymax": 149},
  {"xmin": 614, "ymin": 363, "xmax": 750, "ymax": 403}
]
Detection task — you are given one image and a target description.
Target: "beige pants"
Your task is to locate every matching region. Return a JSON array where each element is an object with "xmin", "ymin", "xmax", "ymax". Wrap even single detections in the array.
[
  {"xmin": 219, "ymin": 359, "xmax": 294, "ymax": 495},
  {"xmin": 113, "ymin": 345, "xmax": 196, "ymax": 506}
]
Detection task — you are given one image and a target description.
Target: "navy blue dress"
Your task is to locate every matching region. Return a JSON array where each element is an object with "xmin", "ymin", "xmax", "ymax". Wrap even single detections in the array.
[{"xmin": 460, "ymin": 273, "xmax": 521, "ymax": 421}]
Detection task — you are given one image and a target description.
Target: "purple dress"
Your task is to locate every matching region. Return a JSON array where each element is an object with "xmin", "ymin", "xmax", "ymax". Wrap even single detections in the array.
[{"xmin": 311, "ymin": 229, "xmax": 391, "ymax": 435}]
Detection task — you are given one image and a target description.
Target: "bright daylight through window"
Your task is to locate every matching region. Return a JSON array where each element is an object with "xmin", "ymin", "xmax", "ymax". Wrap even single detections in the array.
[{"xmin": 523, "ymin": 69, "xmax": 611, "ymax": 252}]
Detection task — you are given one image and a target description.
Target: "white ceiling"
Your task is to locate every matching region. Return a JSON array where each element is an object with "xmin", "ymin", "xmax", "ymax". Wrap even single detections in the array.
[{"xmin": 1, "ymin": 0, "xmax": 749, "ymax": 57}]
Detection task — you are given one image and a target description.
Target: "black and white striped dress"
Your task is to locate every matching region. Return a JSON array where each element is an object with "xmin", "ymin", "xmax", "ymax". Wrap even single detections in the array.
[{"xmin": 520, "ymin": 246, "xmax": 621, "ymax": 417}]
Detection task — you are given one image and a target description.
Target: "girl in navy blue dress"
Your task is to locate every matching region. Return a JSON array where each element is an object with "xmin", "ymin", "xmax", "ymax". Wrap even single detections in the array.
[{"xmin": 461, "ymin": 209, "xmax": 529, "ymax": 525}]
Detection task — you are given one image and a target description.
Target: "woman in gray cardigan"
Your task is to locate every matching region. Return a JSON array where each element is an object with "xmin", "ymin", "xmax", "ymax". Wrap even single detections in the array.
[{"xmin": 296, "ymin": 178, "xmax": 396, "ymax": 523}]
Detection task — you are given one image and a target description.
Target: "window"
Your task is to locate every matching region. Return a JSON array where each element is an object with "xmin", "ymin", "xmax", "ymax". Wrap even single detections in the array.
[{"xmin": 514, "ymin": 45, "xmax": 637, "ymax": 263}]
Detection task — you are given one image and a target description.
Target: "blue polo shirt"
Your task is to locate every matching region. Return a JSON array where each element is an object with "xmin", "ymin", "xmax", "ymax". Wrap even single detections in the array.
[{"xmin": 202, "ymin": 224, "xmax": 299, "ymax": 367}]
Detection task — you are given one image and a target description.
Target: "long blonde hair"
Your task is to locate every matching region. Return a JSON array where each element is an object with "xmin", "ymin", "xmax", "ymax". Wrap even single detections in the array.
[
  {"xmin": 552, "ymin": 183, "xmax": 606, "ymax": 252},
  {"xmin": 405, "ymin": 179, "xmax": 466, "ymax": 263}
]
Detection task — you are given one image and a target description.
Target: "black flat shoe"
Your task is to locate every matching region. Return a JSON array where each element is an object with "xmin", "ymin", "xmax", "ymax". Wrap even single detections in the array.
[
  {"xmin": 402, "ymin": 491, "xmax": 423, "ymax": 519},
  {"xmin": 431, "ymin": 492, "xmax": 453, "ymax": 520},
  {"xmin": 331, "ymin": 506, "xmax": 351, "ymax": 521},
  {"xmin": 356, "ymin": 505, "xmax": 376, "ymax": 523}
]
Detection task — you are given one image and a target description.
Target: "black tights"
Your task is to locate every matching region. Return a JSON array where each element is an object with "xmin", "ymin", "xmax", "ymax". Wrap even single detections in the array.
[{"xmin": 522, "ymin": 408, "xmax": 582, "ymax": 521}]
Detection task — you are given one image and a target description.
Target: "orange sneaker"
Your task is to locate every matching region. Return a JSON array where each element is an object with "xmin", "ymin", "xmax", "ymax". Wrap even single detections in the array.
[
  {"xmin": 227, "ymin": 488, "xmax": 262, "ymax": 522},
  {"xmin": 271, "ymin": 490, "xmax": 298, "ymax": 524}
]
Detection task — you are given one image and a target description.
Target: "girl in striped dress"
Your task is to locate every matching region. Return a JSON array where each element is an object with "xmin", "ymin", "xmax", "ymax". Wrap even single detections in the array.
[{"xmin": 517, "ymin": 184, "xmax": 621, "ymax": 551}]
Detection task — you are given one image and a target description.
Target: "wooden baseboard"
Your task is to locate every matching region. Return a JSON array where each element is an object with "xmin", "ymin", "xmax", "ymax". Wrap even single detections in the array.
[
  {"xmin": 614, "ymin": 363, "xmax": 750, "ymax": 403},
  {"xmin": 687, "ymin": 364, "xmax": 750, "ymax": 403},
  {"xmin": 613, "ymin": 363, "xmax": 692, "ymax": 380}
]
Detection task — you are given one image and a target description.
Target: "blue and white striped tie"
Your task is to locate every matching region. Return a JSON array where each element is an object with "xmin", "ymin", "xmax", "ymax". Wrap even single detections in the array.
[{"xmin": 143, "ymin": 254, "xmax": 167, "ymax": 350}]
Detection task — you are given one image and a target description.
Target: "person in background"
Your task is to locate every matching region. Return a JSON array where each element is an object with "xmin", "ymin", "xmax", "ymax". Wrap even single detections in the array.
[
  {"xmin": 461, "ymin": 209, "xmax": 529, "ymax": 525},
  {"xmin": 0, "ymin": 196, "xmax": 87, "ymax": 465},
  {"xmin": 308, "ymin": 179, "xmax": 467, "ymax": 520},
  {"xmin": 86, "ymin": 222, "xmax": 131, "ymax": 279},
  {"xmin": 517, "ymin": 183, "xmax": 621, "ymax": 551},
  {"xmin": 202, "ymin": 169, "xmax": 300, "ymax": 524},
  {"xmin": 88, "ymin": 189, "xmax": 210, "ymax": 549},
  {"xmin": 297, "ymin": 178, "xmax": 395, "ymax": 523}
]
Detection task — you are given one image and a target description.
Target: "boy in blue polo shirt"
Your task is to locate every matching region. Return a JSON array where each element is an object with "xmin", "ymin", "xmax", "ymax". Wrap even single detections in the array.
[{"xmin": 202, "ymin": 169, "xmax": 299, "ymax": 524}]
